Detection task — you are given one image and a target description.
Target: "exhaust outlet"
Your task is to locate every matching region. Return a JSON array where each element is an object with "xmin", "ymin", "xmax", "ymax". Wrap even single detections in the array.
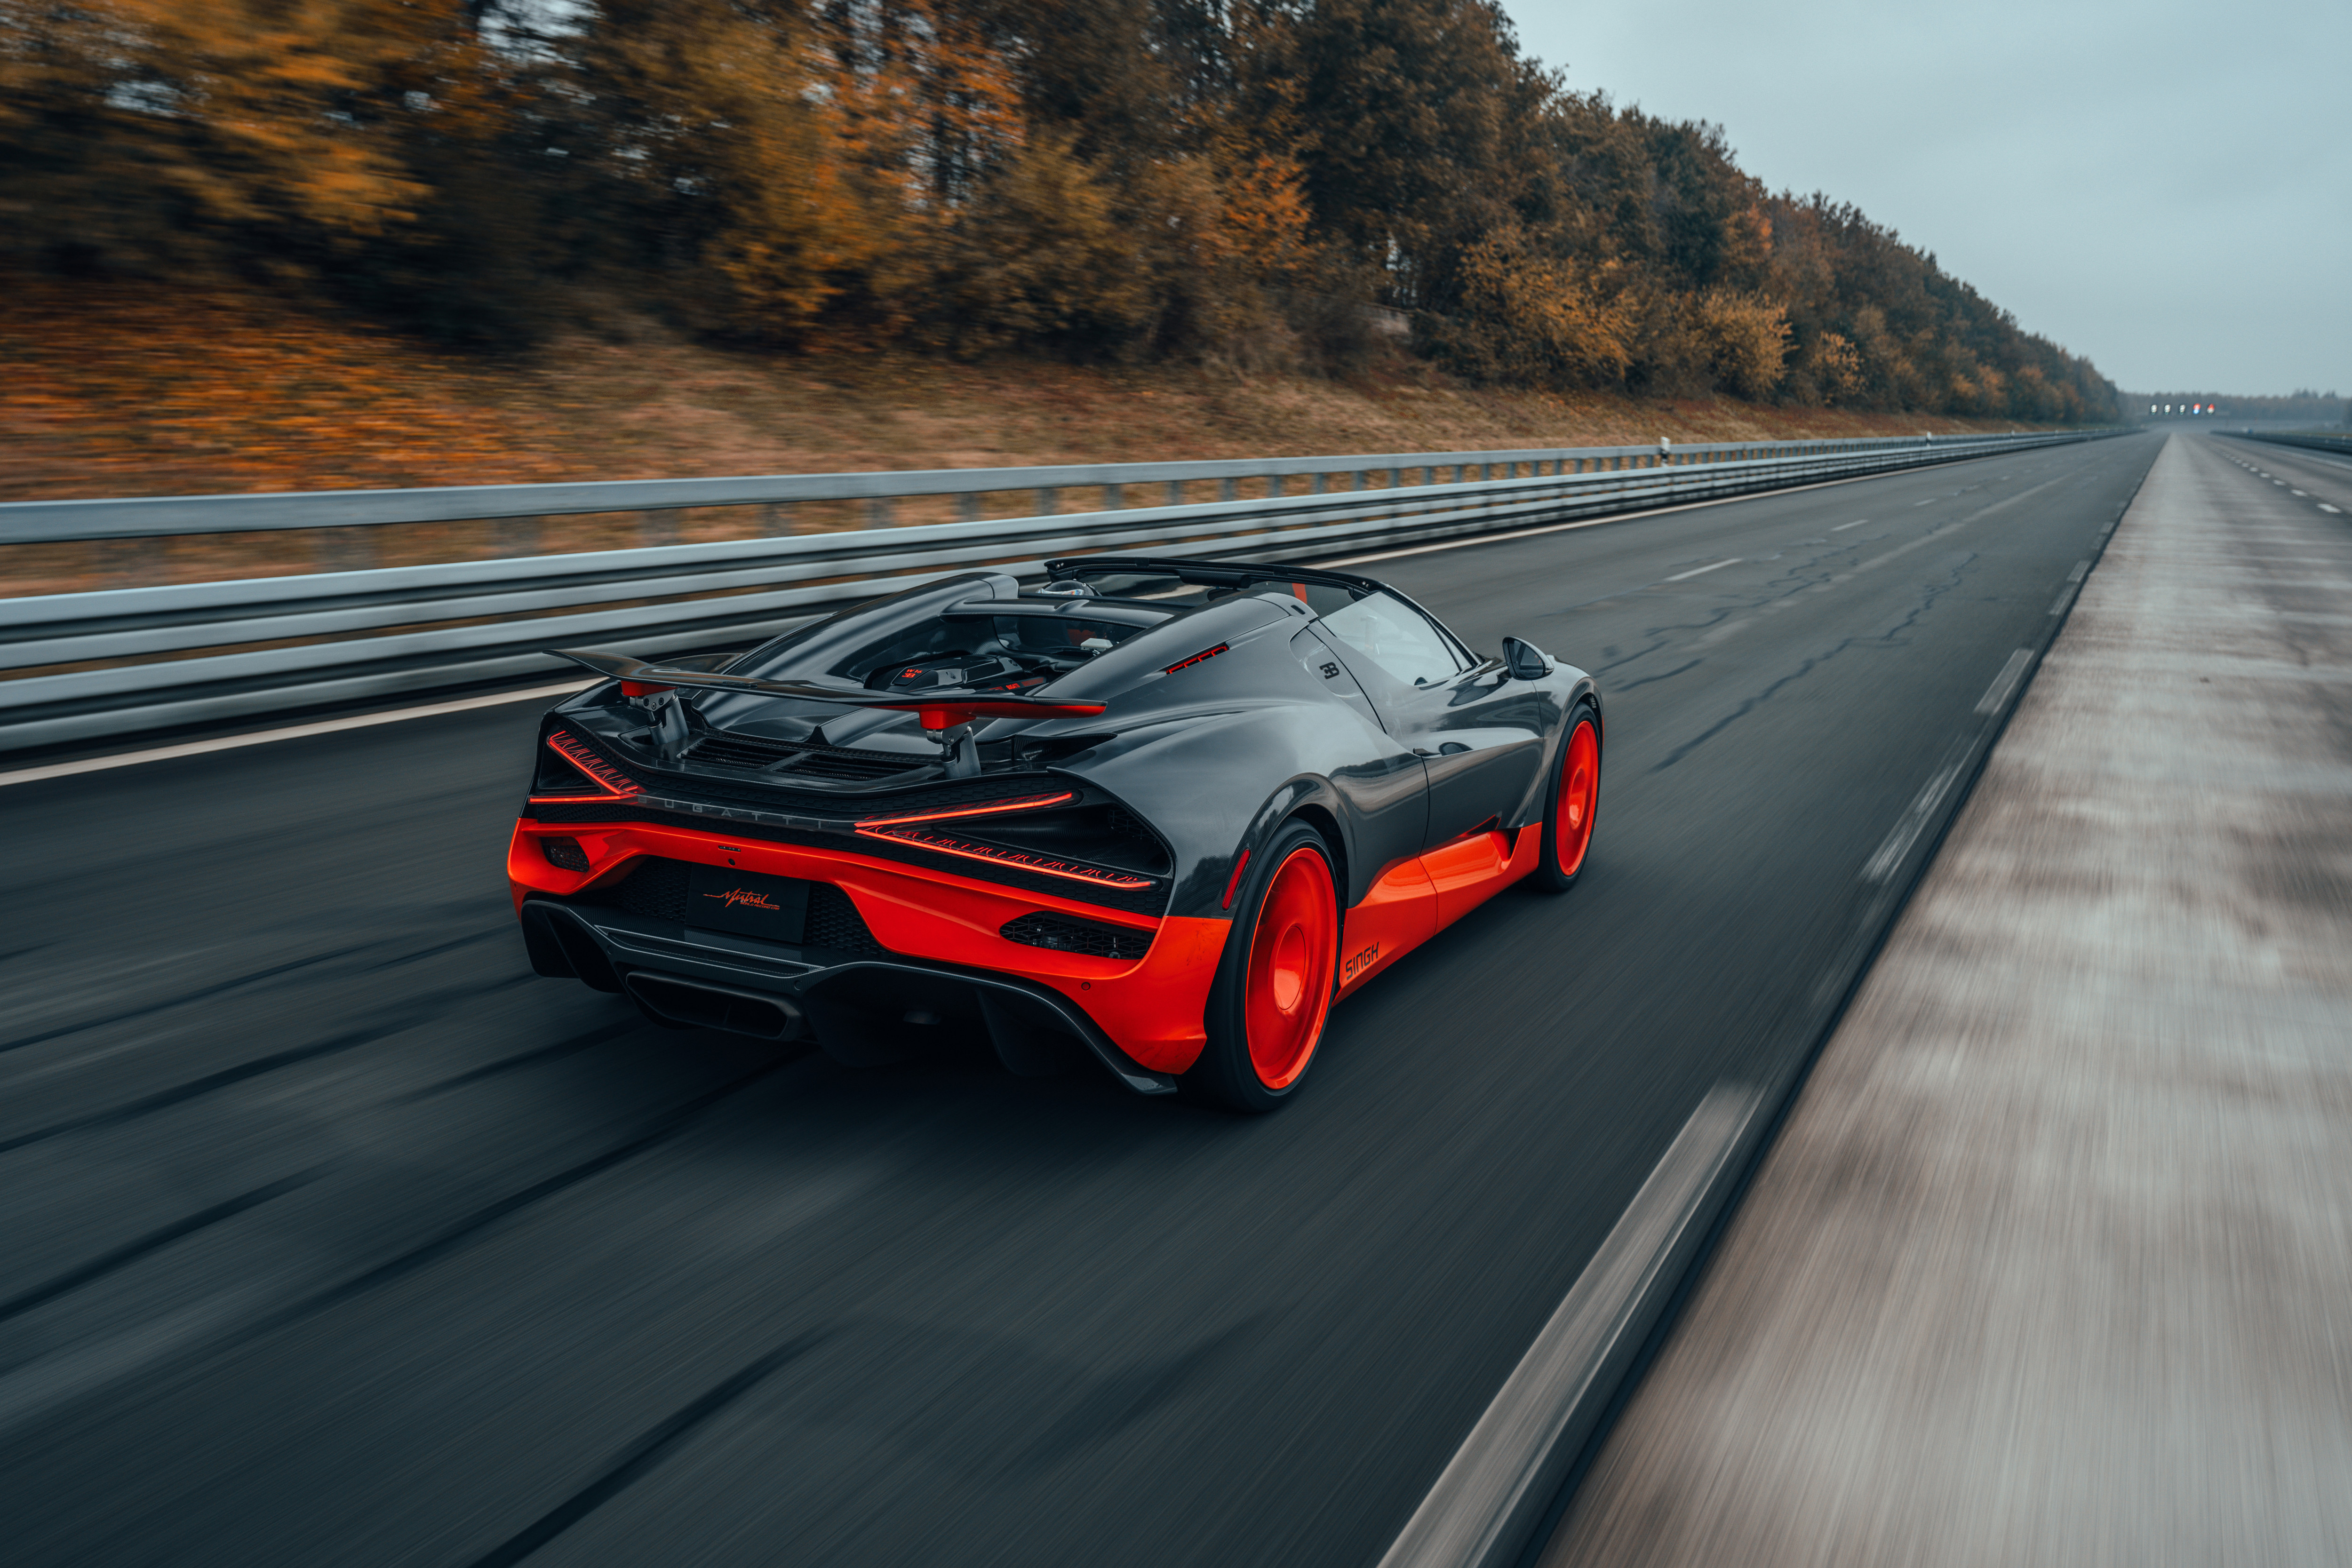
[{"xmin": 624, "ymin": 973, "xmax": 805, "ymax": 1041}]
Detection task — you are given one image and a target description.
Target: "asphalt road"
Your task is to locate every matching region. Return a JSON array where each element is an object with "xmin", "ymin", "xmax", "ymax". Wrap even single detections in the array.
[
  {"xmin": 1547, "ymin": 431, "xmax": 2352, "ymax": 1567},
  {"xmin": 0, "ymin": 432, "xmax": 2160, "ymax": 1568}
]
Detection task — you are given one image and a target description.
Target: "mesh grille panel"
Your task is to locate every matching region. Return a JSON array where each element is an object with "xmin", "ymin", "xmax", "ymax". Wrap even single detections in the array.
[
  {"xmin": 615, "ymin": 856, "xmax": 690, "ymax": 922},
  {"xmin": 805, "ymin": 884, "xmax": 884, "ymax": 955},
  {"xmin": 523, "ymin": 806, "xmax": 1166, "ymax": 916}
]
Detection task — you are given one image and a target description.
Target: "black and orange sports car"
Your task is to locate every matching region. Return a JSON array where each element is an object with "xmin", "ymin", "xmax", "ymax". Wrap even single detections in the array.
[{"xmin": 509, "ymin": 556, "xmax": 1600, "ymax": 1109}]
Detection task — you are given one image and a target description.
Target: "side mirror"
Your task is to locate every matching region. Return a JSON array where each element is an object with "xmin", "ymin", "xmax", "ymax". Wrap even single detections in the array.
[{"xmin": 1501, "ymin": 637, "xmax": 1554, "ymax": 680}]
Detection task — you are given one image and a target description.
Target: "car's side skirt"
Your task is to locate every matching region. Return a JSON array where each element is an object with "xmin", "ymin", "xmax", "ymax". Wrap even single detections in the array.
[{"xmin": 1338, "ymin": 825, "xmax": 1542, "ymax": 997}]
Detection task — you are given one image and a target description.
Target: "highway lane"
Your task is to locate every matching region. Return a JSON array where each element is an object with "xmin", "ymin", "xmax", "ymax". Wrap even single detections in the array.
[
  {"xmin": 0, "ymin": 432, "xmax": 2157, "ymax": 1568},
  {"xmin": 2210, "ymin": 431, "xmax": 2352, "ymax": 520}
]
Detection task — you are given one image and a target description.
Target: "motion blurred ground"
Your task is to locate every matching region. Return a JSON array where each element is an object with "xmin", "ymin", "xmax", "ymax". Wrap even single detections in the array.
[
  {"xmin": 1, "ymin": 283, "xmax": 2054, "ymax": 597},
  {"xmin": 1545, "ymin": 432, "xmax": 2352, "ymax": 1566}
]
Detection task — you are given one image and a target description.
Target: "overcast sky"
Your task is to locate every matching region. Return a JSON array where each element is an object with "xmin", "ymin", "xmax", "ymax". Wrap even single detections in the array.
[{"xmin": 1501, "ymin": 0, "xmax": 2348, "ymax": 395}]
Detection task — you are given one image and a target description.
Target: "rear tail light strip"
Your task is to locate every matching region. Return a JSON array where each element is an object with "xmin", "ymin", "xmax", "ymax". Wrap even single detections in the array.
[
  {"xmin": 855, "ymin": 790, "xmax": 1075, "ymax": 828},
  {"xmin": 531, "ymin": 730, "xmax": 643, "ymax": 803},
  {"xmin": 855, "ymin": 824, "xmax": 1155, "ymax": 891}
]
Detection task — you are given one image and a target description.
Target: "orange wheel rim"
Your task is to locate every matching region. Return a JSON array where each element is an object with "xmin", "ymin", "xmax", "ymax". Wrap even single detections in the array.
[
  {"xmin": 1244, "ymin": 846, "xmax": 1338, "ymax": 1090},
  {"xmin": 1556, "ymin": 721, "xmax": 1599, "ymax": 877}
]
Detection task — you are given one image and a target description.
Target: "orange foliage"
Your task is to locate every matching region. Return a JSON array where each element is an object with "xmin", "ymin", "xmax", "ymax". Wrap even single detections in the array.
[{"xmin": 0, "ymin": 282, "xmax": 580, "ymax": 499}]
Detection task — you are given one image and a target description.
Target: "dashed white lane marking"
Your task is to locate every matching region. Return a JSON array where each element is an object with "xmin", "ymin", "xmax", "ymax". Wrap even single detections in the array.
[
  {"xmin": 2050, "ymin": 584, "xmax": 2078, "ymax": 616},
  {"xmin": 1864, "ymin": 748, "xmax": 1969, "ymax": 881},
  {"xmin": 1376, "ymin": 1082, "xmax": 1765, "ymax": 1568},
  {"xmin": 1913, "ymin": 498, "xmax": 1939, "ymax": 506},
  {"xmin": 1975, "ymin": 648, "xmax": 2036, "ymax": 715},
  {"xmin": 2292, "ymin": 489, "xmax": 2309, "ymax": 497},
  {"xmin": 1831, "ymin": 519, "xmax": 1870, "ymax": 532},
  {"xmin": 2067, "ymin": 559, "xmax": 2090, "ymax": 582},
  {"xmin": 0, "ymin": 681, "xmax": 592, "ymax": 788},
  {"xmin": 1663, "ymin": 558, "xmax": 1740, "ymax": 582},
  {"xmin": 2322, "ymin": 505, "xmax": 2344, "ymax": 515}
]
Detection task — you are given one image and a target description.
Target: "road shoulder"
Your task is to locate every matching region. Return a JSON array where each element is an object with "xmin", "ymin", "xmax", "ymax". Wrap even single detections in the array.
[{"xmin": 1542, "ymin": 433, "xmax": 2352, "ymax": 1567}]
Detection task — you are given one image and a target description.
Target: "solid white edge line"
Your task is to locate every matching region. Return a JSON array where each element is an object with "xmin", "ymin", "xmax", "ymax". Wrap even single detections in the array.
[
  {"xmin": 1376, "ymin": 1082, "xmax": 1764, "ymax": 1568},
  {"xmin": 1661, "ymin": 558, "xmax": 1740, "ymax": 582},
  {"xmin": 0, "ymin": 681, "xmax": 592, "ymax": 788},
  {"xmin": 1973, "ymin": 648, "xmax": 2035, "ymax": 716}
]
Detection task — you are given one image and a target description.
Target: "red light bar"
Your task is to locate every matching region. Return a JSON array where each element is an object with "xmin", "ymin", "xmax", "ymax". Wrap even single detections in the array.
[
  {"xmin": 1163, "ymin": 643, "xmax": 1228, "ymax": 676},
  {"xmin": 885, "ymin": 699, "xmax": 1108, "ymax": 732},
  {"xmin": 856, "ymin": 790, "xmax": 1076, "ymax": 828},
  {"xmin": 532, "ymin": 730, "xmax": 642, "ymax": 802},
  {"xmin": 1221, "ymin": 849, "xmax": 1251, "ymax": 909},
  {"xmin": 857, "ymin": 824, "xmax": 1155, "ymax": 890}
]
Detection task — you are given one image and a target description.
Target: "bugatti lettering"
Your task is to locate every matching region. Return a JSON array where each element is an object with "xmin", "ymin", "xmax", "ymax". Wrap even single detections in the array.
[{"xmin": 514, "ymin": 555, "xmax": 1600, "ymax": 1111}]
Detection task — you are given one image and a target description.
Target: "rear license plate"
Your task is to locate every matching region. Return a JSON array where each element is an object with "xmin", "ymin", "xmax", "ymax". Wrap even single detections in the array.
[{"xmin": 684, "ymin": 865, "xmax": 809, "ymax": 943}]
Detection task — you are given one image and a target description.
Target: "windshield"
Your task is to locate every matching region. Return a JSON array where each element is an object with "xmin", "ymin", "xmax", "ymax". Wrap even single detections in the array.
[
  {"xmin": 1047, "ymin": 565, "xmax": 1469, "ymax": 688},
  {"xmin": 1320, "ymin": 591, "xmax": 1466, "ymax": 686}
]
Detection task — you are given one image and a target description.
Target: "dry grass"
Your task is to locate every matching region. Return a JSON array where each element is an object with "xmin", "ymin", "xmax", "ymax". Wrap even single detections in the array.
[{"xmin": 1, "ymin": 281, "xmax": 2052, "ymax": 597}]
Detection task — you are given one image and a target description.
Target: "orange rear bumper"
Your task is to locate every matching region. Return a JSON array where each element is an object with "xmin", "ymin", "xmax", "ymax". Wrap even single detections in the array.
[{"xmin": 509, "ymin": 818, "xmax": 1228, "ymax": 1074}]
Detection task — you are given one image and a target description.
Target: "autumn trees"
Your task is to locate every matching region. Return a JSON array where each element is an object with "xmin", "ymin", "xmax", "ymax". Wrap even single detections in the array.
[{"xmin": 0, "ymin": 0, "xmax": 2115, "ymax": 421}]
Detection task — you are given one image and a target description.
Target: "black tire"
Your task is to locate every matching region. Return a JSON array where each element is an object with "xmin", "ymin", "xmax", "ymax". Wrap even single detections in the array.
[
  {"xmin": 1184, "ymin": 820, "xmax": 1341, "ymax": 1112},
  {"xmin": 1529, "ymin": 702, "xmax": 1601, "ymax": 894}
]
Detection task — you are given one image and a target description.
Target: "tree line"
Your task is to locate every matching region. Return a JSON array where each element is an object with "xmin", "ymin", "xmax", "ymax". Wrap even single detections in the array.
[{"xmin": 0, "ymin": 0, "xmax": 2118, "ymax": 422}]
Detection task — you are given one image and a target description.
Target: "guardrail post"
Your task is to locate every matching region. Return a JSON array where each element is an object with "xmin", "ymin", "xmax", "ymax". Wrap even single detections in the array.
[
  {"xmin": 1266, "ymin": 475, "xmax": 1283, "ymax": 499},
  {"xmin": 765, "ymin": 501, "xmax": 798, "ymax": 534},
  {"xmin": 639, "ymin": 509, "xmax": 681, "ymax": 549},
  {"xmin": 864, "ymin": 497, "xmax": 895, "ymax": 527},
  {"xmin": 1104, "ymin": 482, "xmax": 1124, "ymax": 510},
  {"xmin": 956, "ymin": 494, "xmax": 981, "ymax": 525},
  {"xmin": 1038, "ymin": 486, "xmax": 1058, "ymax": 517},
  {"xmin": 1310, "ymin": 472, "xmax": 1326, "ymax": 495},
  {"xmin": 1219, "ymin": 477, "xmax": 1237, "ymax": 503},
  {"xmin": 1166, "ymin": 480, "xmax": 1183, "ymax": 506}
]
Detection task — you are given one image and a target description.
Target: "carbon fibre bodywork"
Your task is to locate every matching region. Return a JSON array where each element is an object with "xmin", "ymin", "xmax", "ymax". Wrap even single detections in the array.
[{"xmin": 507, "ymin": 557, "xmax": 1599, "ymax": 1095}]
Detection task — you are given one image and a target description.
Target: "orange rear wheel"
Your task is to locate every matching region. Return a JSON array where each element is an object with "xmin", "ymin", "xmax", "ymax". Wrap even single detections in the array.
[
  {"xmin": 1243, "ymin": 845, "xmax": 1340, "ymax": 1090},
  {"xmin": 1188, "ymin": 821, "xmax": 1341, "ymax": 1111}
]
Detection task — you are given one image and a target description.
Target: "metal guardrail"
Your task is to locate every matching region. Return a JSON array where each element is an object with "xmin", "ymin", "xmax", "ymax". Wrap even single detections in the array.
[
  {"xmin": 0, "ymin": 430, "xmax": 2117, "ymax": 756},
  {"xmin": 2222, "ymin": 430, "xmax": 2352, "ymax": 457}
]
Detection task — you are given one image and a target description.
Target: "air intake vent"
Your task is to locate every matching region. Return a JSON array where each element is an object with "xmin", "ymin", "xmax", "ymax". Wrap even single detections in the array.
[
  {"xmin": 539, "ymin": 836, "xmax": 591, "ymax": 872},
  {"xmin": 1000, "ymin": 912, "xmax": 1154, "ymax": 961}
]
